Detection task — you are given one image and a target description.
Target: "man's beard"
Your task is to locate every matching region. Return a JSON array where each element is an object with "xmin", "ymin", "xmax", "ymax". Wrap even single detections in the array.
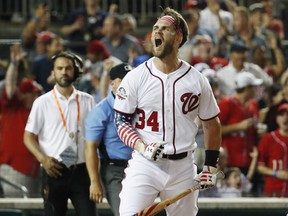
[
  {"xmin": 55, "ymin": 76, "xmax": 74, "ymax": 87},
  {"xmin": 152, "ymin": 40, "xmax": 174, "ymax": 59}
]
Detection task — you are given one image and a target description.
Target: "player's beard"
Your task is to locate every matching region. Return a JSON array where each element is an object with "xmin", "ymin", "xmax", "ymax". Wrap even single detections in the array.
[
  {"xmin": 152, "ymin": 39, "xmax": 174, "ymax": 59},
  {"xmin": 55, "ymin": 76, "xmax": 74, "ymax": 87}
]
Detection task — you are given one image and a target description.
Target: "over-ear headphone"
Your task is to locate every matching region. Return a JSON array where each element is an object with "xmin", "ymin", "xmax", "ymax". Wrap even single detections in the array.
[{"xmin": 51, "ymin": 51, "xmax": 83, "ymax": 81}]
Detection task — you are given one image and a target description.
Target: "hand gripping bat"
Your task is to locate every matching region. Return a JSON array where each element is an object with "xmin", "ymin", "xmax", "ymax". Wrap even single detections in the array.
[{"xmin": 134, "ymin": 171, "xmax": 224, "ymax": 216}]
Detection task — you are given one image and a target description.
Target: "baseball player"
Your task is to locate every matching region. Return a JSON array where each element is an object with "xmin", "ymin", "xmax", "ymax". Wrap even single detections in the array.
[
  {"xmin": 114, "ymin": 7, "xmax": 221, "ymax": 216},
  {"xmin": 258, "ymin": 103, "xmax": 288, "ymax": 197}
]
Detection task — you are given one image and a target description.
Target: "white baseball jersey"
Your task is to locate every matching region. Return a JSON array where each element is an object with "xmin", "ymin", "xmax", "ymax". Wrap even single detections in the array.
[{"xmin": 114, "ymin": 57, "xmax": 220, "ymax": 154}]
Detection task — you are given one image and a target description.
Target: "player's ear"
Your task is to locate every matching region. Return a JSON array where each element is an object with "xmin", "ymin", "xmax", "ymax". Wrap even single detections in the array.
[{"xmin": 177, "ymin": 34, "xmax": 183, "ymax": 48}]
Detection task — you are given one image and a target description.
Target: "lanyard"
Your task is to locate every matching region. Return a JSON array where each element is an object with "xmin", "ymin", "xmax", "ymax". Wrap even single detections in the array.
[{"xmin": 53, "ymin": 88, "xmax": 80, "ymax": 132}]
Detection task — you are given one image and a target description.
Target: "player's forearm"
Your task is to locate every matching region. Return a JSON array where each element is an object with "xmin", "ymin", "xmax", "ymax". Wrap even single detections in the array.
[
  {"xmin": 202, "ymin": 117, "xmax": 221, "ymax": 150},
  {"xmin": 115, "ymin": 111, "xmax": 142, "ymax": 149}
]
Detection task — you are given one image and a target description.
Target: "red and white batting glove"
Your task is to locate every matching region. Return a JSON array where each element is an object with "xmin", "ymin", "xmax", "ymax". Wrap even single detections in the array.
[
  {"xmin": 194, "ymin": 165, "xmax": 218, "ymax": 191},
  {"xmin": 142, "ymin": 142, "xmax": 166, "ymax": 161}
]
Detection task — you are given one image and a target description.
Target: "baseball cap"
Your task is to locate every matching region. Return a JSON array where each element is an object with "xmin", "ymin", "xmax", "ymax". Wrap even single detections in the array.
[
  {"xmin": 230, "ymin": 41, "xmax": 247, "ymax": 52},
  {"xmin": 185, "ymin": 0, "xmax": 200, "ymax": 10},
  {"xmin": 18, "ymin": 79, "xmax": 43, "ymax": 94},
  {"xmin": 277, "ymin": 103, "xmax": 288, "ymax": 113},
  {"xmin": 249, "ymin": 3, "xmax": 264, "ymax": 13},
  {"xmin": 109, "ymin": 63, "xmax": 132, "ymax": 80},
  {"xmin": 87, "ymin": 40, "xmax": 110, "ymax": 59},
  {"xmin": 36, "ymin": 31, "xmax": 55, "ymax": 43},
  {"xmin": 235, "ymin": 72, "xmax": 263, "ymax": 89}
]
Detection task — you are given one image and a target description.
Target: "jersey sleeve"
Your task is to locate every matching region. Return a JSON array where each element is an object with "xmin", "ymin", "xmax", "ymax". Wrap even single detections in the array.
[
  {"xmin": 25, "ymin": 97, "xmax": 44, "ymax": 135},
  {"xmin": 114, "ymin": 70, "xmax": 138, "ymax": 114},
  {"xmin": 198, "ymin": 76, "xmax": 220, "ymax": 120}
]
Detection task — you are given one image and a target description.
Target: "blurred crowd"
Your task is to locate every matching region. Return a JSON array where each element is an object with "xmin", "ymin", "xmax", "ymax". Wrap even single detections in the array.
[{"xmin": 0, "ymin": 0, "xmax": 287, "ymax": 200}]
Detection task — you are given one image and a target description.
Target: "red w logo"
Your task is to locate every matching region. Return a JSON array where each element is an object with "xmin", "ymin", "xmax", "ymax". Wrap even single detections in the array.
[{"xmin": 181, "ymin": 93, "xmax": 201, "ymax": 114}]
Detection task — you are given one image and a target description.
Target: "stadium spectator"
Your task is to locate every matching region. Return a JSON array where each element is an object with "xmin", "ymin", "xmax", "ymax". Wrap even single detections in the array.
[
  {"xmin": 218, "ymin": 72, "xmax": 264, "ymax": 191},
  {"xmin": 78, "ymin": 39, "xmax": 122, "ymax": 101},
  {"xmin": 258, "ymin": 103, "xmax": 288, "ymax": 197},
  {"xmin": 264, "ymin": 76, "xmax": 288, "ymax": 132},
  {"xmin": 31, "ymin": 34, "xmax": 64, "ymax": 92},
  {"xmin": 231, "ymin": 6, "xmax": 268, "ymax": 62},
  {"xmin": 22, "ymin": 2, "xmax": 51, "ymax": 58},
  {"xmin": 101, "ymin": 14, "xmax": 144, "ymax": 63},
  {"xmin": 60, "ymin": 0, "xmax": 108, "ymax": 54},
  {"xmin": 179, "ymin": 10, "xmax": 215, "ymax": 64},
  {"xmin": 249, "ymin": 2, "xmax": 285, "ymax": 80},
  {"xmin": 0, "ymin": 44, "xmax": 43, "ymax": 197},
  {"xmin": 217, "ymin": 41, "xmax": 273, "ymax": 97},
  {"xmin": 199, "ymin": 0, "xmax": 233, "ymax": 57}
]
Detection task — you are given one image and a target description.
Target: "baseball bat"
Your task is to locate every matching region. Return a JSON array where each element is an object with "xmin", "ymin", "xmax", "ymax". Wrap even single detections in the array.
[{"xmin": 134, "ymin": 171, "xmax": 224, "ymax": 216}]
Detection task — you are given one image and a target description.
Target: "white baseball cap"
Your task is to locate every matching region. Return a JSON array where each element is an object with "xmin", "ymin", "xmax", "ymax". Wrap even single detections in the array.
[{"xmin": 235, "ymin": 72, "xmax": 263, "ymax": 89}]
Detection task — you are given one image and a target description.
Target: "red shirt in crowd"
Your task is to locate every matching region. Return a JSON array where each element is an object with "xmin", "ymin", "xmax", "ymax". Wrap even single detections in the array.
[
  {"xmin": 258, "ymin": 130, "xmax": 288, "ymax": 197},
  {"xmin": 0, "ymin": 90, "xmax": 39, "ymax": 177},
  {"xmin": 218, "ymin": 97, "xmax": 259, "ymax": 169}
]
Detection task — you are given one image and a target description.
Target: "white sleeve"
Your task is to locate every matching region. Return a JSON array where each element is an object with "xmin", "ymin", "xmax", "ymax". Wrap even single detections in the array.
[
  {"xmin": 198, "ymin": 76, "xmax": 220, "ymax": 120},
  {"xmin": 114, "ymin": 70, "xmax": 138, "ymax": 114},
  {"xmin": 25, "ymin": 98, "xmax": 44, "ymax": 135}
]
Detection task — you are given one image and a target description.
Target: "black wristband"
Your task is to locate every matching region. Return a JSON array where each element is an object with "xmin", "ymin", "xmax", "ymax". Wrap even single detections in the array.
[{"xmin": 204, "ymin": 150, "xmax": 220, "ymax": 167}]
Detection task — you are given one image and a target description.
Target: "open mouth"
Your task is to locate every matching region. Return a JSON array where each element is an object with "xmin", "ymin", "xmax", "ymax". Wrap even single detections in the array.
[{"xmin": 155, "ymin": 38, "xmax": 162, "ymax": 47}]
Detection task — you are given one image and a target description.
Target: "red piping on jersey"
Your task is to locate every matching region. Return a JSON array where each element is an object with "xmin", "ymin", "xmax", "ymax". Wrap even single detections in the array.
[
  {"xmin": 172, "ymin": 64, "xmax": 191, "ymax": 154},
  {"xmin": 198, "ymin": 113, "xmax": 219, "ymax": 121},
  {"xmin": 145, "ymin": 61, "xmax": 166, "ymax": 141}
]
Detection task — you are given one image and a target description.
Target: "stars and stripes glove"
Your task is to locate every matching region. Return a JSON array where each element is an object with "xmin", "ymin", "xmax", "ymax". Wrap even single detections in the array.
[
  {"xmin": 194, "ymin": 165, "xmax": 218, "ymax": 191},
  {"xmin": 142, "ymin": 142, "xmax": 166, "ymax": 161}
]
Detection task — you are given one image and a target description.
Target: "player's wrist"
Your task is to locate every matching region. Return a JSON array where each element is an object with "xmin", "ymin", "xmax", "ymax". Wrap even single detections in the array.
[
  {"xmin": 135, "ymin": 140, "xmax": 146, "ymax": 153},
  {"xmin": 204, "ymin": 150, "xmax": 220, "ymax": 168}
]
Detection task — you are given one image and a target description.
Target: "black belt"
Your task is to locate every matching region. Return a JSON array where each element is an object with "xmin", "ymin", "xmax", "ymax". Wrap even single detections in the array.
[
  {"xmin": 162, "ymin": 152, "xmax": 188, "ymax": 160},
  {"xmin": 61, "ymin": 162, "xmax": 86, "ymax": 170},
  {"xmin": 101, "ymin": 159, "xmax": 128, "ymax": 167}
]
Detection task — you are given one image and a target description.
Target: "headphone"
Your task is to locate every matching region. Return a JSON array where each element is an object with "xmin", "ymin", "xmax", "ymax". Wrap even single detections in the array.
[{"xmin": 51, "ymin": 51, "xmax": 83, "ymax": 81}]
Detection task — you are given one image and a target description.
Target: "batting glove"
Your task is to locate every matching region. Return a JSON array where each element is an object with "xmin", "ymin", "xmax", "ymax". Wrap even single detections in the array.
[
  {"xmin": 194, "ymin": 165, "xmax": 218, "ymax": 191},
  {"xmin": 143, "ymin": 142, "xmax": 166, "ymax": 161}
]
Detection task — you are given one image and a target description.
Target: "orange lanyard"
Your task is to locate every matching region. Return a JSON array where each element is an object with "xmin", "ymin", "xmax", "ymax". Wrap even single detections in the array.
[{"xmin": 53, "ymin": 88, "xmax": 80, "ymax": 131}]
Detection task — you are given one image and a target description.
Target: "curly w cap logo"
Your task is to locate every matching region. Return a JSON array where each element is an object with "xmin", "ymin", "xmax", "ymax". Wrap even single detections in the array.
[
  {"xmin": 181, "ymin": 92, "xmax": 201, "ymax": 114},
  {"xmin": 116, "ymin": 87, "xmax": 127, "ymax": 100}
]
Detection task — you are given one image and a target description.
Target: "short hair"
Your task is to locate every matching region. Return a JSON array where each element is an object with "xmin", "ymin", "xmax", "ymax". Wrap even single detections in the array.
[
  {"xmin": 51, "ymin": 51, "xmax": 83, "ymax": 81},
  {"xmin": 111, "ymin": 14, "xmax": 123, "ymax": 30},
  {"xmin": 234, "ymin": 6, "xmax": 250, "ymax": 20},
  {"xmin": 159, "ymin": 7, "xmax": 189, "ymax": 47}
]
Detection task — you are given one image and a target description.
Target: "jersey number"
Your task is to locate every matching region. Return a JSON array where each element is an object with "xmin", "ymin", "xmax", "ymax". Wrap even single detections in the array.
[{"xmin": 135, "ymin": 109, "xmax": 159, "ymax": 132}]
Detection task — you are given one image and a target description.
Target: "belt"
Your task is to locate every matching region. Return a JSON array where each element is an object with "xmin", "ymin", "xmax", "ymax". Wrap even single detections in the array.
[
  {"xmin": 101, "ymin": 159, "xmax": 128, "ymax": 167},
  {"xmin": 162, "ymin": 152, "xmax": 188, "ymax": 160},
  {"xmin": 60, "ymin": 162, "xmax": 86, "ymax": 171}
]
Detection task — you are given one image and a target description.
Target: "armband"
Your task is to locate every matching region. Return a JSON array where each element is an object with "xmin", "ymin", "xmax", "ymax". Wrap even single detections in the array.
[
  {"xmin": 204, "ymin": 150, "xmax": 220, "ymax": 167},
  {"xmin": 273, "ymin": 170, "xmax": 277, "ymax": 177}
]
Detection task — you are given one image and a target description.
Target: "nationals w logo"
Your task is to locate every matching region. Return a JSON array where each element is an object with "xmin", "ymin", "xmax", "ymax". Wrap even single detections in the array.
[{"xmin": 180, "ymin": 93, "xmax": 201, "ymax": 114}]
